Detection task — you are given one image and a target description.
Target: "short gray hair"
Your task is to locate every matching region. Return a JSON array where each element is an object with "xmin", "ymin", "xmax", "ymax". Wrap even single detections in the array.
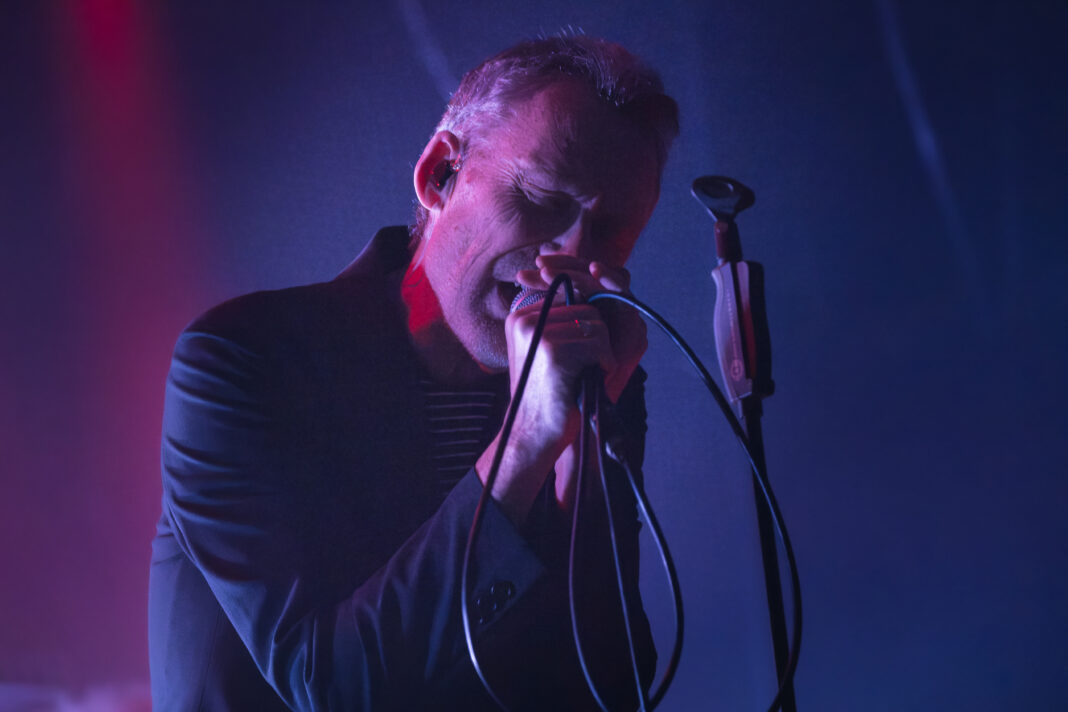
[{"xmin": 413, "ymin": 36, "xmax": 679, "ymax": 240}]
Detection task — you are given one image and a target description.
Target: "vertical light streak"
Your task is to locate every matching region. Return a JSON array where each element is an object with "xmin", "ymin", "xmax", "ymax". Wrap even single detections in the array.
[{"xmin": 876, "ymin": 0, "xmax": 985, "ymax": 311}]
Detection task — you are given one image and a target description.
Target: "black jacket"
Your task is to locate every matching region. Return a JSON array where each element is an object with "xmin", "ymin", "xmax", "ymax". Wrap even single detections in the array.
[{"xmin": 149, "ymin": 227, "xmax": 653, "ymax": 711}]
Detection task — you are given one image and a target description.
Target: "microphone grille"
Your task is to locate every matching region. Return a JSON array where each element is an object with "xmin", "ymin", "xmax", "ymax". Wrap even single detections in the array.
[{"xmin": 510, "ymin": 287, "xmax": 548, "ymax": 313}]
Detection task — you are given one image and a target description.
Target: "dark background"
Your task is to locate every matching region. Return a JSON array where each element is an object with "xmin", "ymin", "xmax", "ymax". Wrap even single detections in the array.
[{"xmin": 2, "ymin": 1, "xmax": 1065, "ymax": 710}]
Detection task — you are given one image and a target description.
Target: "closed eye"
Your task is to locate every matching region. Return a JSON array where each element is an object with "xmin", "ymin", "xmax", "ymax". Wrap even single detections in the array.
[{"xmin": 509, "ymin": 185, "xmax": 579, "ymax": 238}]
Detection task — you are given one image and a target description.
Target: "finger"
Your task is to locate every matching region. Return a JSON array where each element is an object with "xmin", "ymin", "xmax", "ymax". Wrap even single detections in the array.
[
  {"xmin": 515, "ymin": 268, "xmax": 548, "ymax": 290},
  {"xmin": 534, "ymin": 254, "xmax": 590, "ymax": 272},
  {"xmin": 515, "ymin": 265, "xmax": 590, "ymax": 297},
  {"xmin": 546, "ymin": 304, "xmax": 603, "ymax": 322},
  {"xmin": 588, "ymin": 261, "xmax": 631, "ymax": 292},
  {"xmin": 510, "ymin": 312, "xmax": 619, "ymax": 398},
  {"xmin": 555, "ymin": 317, "xmax": 618, "ymax": 375},
  {"xmin": 536, "ymin": 266, "xmax": 601, "ymax": 300},
  {"xmin": 514, "ymin": 266, "xmax": 595, "ymax": 305},
  {"xmin": 532, "ymin": 309, "xmax": 614, "ymax": 350},
  {"xmin": 533, "ymin": 256, "xmax": 631, "ymax": 292},
  {"xmin": 508, "ymin": 304, "xmax": 603, "ymax": 332},
  {"xmin": 534, "ymin": 255, "xmax": 596, "ymax": 290}
]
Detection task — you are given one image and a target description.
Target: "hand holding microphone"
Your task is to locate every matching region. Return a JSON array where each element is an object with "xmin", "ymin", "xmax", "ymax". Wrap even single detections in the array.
[
  {"xmin": 475, "ymin": 255, "xmax": 647, "ymax": 522},
  {"xmin": 514, "ymin": 255, "xmax": 647, "ymax": 403}
]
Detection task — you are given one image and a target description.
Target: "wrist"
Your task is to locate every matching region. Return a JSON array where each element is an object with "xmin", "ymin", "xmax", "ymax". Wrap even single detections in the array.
[{"xmin": 475, "ymin": 430, "xmax": 563, "ymax": 526}]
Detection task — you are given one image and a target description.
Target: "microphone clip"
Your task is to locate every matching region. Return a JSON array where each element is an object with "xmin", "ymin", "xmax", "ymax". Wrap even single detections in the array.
[{"xmin": 692, "ymin": 176, "xmax": 774, "ymax": 404}]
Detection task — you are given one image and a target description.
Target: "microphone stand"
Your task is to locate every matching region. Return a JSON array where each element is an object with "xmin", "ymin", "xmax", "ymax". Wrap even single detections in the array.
[{"xmin": 692, "ymin": 177, "xmax": 796, "ymax": 712}]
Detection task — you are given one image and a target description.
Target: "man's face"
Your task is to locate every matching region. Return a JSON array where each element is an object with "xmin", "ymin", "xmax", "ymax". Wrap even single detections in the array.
[{"xmin": 420, "ymin": 79, "xmax": 661, "ymax": 370}]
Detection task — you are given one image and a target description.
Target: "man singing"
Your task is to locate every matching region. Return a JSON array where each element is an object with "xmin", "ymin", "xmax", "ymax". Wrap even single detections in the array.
[{"xmin": 149, "ymin": 35, "xmax": 678, "ymax": 711}]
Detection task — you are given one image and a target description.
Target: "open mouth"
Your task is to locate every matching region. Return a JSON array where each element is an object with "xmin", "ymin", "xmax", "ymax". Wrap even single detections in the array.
[{"xmin": 496, "ymin": 281, "xmax": 522, "ymax": 312}]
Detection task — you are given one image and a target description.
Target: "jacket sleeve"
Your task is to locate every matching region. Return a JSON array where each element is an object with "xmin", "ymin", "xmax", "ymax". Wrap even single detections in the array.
[{"xmin": 160, "ymin": 325, "xmax": 548, "ymax": 711}]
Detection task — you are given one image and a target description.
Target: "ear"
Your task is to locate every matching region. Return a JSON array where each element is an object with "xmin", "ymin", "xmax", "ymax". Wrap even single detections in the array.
[{"xmin": 414, "ymin": 130, "xmax": 462, "ymax": 212}]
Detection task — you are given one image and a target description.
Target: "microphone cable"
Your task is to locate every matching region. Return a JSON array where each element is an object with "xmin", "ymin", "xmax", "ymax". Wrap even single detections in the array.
[
  {"xmin": 584, "ymin": 389, "xmax": 685, "ymax": 711},
  {"xmin": 464, "ymin": 274, "xmax": 683, "ymax": 712},
  {"xmin": 568, "ymin": 375, "xmax": 652, "ymax": 712},
  {"xmin": 461, "ymin": 274, "xmax": 576, "ymax": 712},
  {"xmin": 463, "ymin": 277, "xmax": 801, "ymax": 712},
  {"xmin": 588, "ymin": 290, "xmax": 802, "ymax": 712}
]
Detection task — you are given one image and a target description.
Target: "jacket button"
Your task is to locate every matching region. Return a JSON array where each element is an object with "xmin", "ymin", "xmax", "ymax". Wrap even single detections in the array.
[
  {"xmin": 473, "ymin": 595, "xmax": 492, "ymax": 624},
  {"xmin": 490, "ymin": 580, "xmax": 515, "ymax": 606}
]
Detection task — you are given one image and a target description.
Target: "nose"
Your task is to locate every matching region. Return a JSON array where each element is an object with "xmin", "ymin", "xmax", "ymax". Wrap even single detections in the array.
[{"xmin": 540, "ymin": 201, "xmax": 598, "ymax": 258}]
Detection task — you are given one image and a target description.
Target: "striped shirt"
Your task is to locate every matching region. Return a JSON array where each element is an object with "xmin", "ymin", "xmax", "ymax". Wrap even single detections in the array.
[{"xmin": 418, "ymin": 378, "xmax": 503, "ymax": 497}]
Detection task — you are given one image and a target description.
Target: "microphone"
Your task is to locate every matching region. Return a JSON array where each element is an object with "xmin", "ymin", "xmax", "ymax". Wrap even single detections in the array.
[
  {"xmin": 508, "ymin": 283, "xmax": 599, "ymax": 391},
  {"xmin": 510, "ymin": 286, "xmax": 549, "ymax": 313},
  {"xmin": 508, "ymin": 284, "xmax": 632, "ymax": 457}
]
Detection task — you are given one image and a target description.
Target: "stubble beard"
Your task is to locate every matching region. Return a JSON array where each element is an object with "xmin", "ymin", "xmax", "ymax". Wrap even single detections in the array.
[{"xmin": 462, "ymin": 310, "xmax": 509, "ymax": 372}]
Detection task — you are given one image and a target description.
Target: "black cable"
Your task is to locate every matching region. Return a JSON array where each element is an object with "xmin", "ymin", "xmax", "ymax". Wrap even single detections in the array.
[
  {"xmin": 589, "ymin": 290, "xmax": 803, "ymax": 712},
  {"xmin": 463, "ymin": 282, "xmax": 801, "ymax": 712},
  {"xmin": 599, "ymin": 421, "xmax": 684, "ymax": 710},
  {"xmin": 569, "ymin": 372, "xmax": 671, "ymax": 712},
  {"xmin": 461, "ymin": 274, "xmax": 575, "ymax": 711},
  {"xmin": 568, "ymin": 376, "xmax": 613, "ymax": 712},
  {"xmin": 464, "ymin": 276, "xmax": 659, "ymax": 712},
  {"xmin": 591, "ymin": 383, "xmax": 649, "ymax": 711}
]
